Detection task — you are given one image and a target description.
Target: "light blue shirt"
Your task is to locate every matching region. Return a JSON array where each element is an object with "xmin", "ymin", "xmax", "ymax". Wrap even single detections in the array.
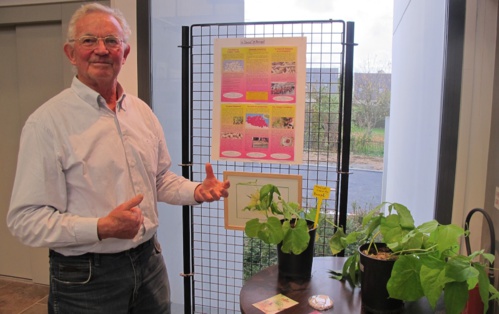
[{"xmin": 7, "ymin": 77, "xmax": 199, "ymax": 256}]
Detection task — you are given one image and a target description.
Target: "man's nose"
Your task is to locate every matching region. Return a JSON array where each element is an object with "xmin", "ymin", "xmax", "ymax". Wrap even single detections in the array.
[{"xmin": 93, "ymin": 39, "xmax": 109, "ymax": 53}]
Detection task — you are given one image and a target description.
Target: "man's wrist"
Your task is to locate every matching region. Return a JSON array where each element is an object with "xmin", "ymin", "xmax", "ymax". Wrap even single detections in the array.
[
  {"xmin": 194, "ymin": 184, "xmax": 203, "ymax": 203},
  {"xmin": 96, "ymin": 217, "xmax": 107, "ymax": 241}
]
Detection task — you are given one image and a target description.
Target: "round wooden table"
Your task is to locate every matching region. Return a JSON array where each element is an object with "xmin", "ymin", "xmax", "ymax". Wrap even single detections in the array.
[
  {"xmin": 240, "ymin": 256, "xmax": 440, "ymax": 313},
  {"xmin": 240, "ymin": 256, "xmax": 360, "ymax": 313}
]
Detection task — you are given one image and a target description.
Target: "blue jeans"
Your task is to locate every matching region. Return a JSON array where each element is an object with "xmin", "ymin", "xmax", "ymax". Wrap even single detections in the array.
[{"xmin": 48, "ymin": 236, "xmax": 170, "ymax": 313}]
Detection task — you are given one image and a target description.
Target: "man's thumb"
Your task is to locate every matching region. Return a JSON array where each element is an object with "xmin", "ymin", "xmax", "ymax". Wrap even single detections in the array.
[
  {"xmin": 205, "ymin": 162, "xmax": 215, "ymax": 179},
  {"xmin": 122, "ymin": 194, "xmax": 144, "ymax": 210}
]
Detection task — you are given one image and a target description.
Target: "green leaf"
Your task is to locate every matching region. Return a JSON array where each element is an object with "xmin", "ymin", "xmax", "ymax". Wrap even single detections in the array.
[
  {"xmin": 259, "ymin": 184, "xmax": 280, "ymax": 214},
  {"xmin": 468, "ymin": 249, "xmax": 485, "ymax": 260},
  {"xmin": 347, "ymin": 253, "xmax": 361, "ymax": 287},
  {"xmin": 474, "ymin": 263, "xmax": 490, "ymax": 313},
  {"xmin": 387, "ymin": 255, "xmax": 424, "ymax": 301},
  {"xmin": 259, "ymin": 183, "xmax": 275, "ymax": 197},
  {"xmin": 390, "ymin": 203, "xmax": 415, "ymax": 229},
  {"xmin": 443, "ymin": 281, "xmax": 469, "ymax": 314},
  {"xmin": 280, "ymin": 219, "xmax": 310, "ymax": 254},
  {"xmin": 445, "ymin": 255, "xmax": 479, "ymax": 284},
  {"xmin": 398, "ymin": 229, "xmax": 424, "ymax": 252},
  {"xmin": 270, "ymin": 202, "xmax": 284, "ymax": 216},
  {"xmin": 282, "ymin": 201, "xmax": 302, "ymax": 218},
  {"xmin": 305, "ymin": 208, "xmax": 318, "ymax": 221},
  {"xmin": 419, "ymin": 259, "xmax": 447, "ymax": 309},
  {"xmin": 432, "ymin": 224, "xmax": 464, "ymax": 252},
  {"xmin": 482, "ymin": 252, "xmax": 495, "ymax": 265},
  {"xmin": 417, "ymin": 220, "xmax": 438, "ymax": 250},
  {"xmin": 341, "ymin": 253, "xmax": 360, "ymax": 287},
  {"xmin": 345, "ymin": 231, "xmax": 362, "ymax": 245},
  {"xmin": 260, "ymin": 195, "xmax": 270, "ymax": 212},
  {"xmin": 380, "ymin": 214, "xmax": 401, "ymax": 240},
  {"xmin": 256, "ymin": 216, "xmax": 284, "ymax": 245},
  {"xmin": 381, "ymin": 214, "xmax": 411, "ymax": 252},
  {"xmin": 416, "ymin": 220, "xmax": 438, "ymax": 234},
  {"xmin": 364, "ymin": 215, "xmax": 382, "ymax": 239},
  {"xmin": 362, "ymin": 204, "xmax": 384, "ymax": 226},
  {"xmin": 245, "ymin": 218, "xmax": 262, "ymax": 238},
  {"xmin": 489, "ymin": 284, "xmax": 499, "ymax": 301},
  {"xmin": 329, "ymin": 227, "xmax": 347, "ymax": 255}
]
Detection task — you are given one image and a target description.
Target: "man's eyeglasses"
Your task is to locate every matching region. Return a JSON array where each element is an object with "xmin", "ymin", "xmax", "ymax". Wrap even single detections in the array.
[{"xmin": 69, "ymin": 35, "xmax": 123, "ymax": 49}]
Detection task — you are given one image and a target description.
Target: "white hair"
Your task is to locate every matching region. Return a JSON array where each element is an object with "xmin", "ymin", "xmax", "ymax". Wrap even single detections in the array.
[{"xmin": 66, "ymin": 3, "xmax": 131, "ymax": 43}]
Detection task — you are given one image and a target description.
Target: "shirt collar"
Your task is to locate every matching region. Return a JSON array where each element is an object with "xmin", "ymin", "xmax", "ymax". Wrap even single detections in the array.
[{"xmin": 71, "ymin": 76, "xmax": 127, "ymax": 111}]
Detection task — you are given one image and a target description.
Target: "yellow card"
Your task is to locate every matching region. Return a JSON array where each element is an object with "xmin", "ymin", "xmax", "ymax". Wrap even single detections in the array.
[
  {"xmin": 312, "ymin": 185, "xmax": 331, "ymax": 199},
  {"xmin": 253, "ymin": 294, "xmax": 298, "ymax": 313},
  {"xmin": 312, "ymin": 185, "xmax": 331, "ymax": 228}
]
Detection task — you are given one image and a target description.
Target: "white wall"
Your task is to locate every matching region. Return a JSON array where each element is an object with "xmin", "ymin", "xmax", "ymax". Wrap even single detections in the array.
[{"xmin": 385, "ymin": 0, "xmax": 446, "ymax": 225}]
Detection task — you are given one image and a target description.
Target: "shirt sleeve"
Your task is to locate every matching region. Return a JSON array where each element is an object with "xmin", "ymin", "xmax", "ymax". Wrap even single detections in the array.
[
  {"xmin": 7, "ymin": 119, "xmax": 100, "ymax": 248},
  {"xmin": 151, "ymin": 115, "xmax": 200, "ymax": 205}
]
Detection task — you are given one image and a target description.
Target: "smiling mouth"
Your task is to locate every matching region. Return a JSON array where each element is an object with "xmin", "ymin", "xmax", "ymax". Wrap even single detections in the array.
[
  {"xmin": 91, "ymin": 61, "xmax": 112, "ymax": 65},
  {"xmin": 91, "ymin": 63, "xmax": 112, "ymax": 69}
]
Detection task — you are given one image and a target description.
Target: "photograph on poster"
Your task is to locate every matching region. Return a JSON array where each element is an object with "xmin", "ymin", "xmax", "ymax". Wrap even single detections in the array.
[{"xmin": 223, "ymin": 171, "xmax": 302, "ymax": 230}]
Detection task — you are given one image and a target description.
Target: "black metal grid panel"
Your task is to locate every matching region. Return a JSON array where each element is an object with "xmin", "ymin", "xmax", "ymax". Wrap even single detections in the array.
[{"xmin": 189, "ymin": 20, "xmax": 347, "ymax": 313}]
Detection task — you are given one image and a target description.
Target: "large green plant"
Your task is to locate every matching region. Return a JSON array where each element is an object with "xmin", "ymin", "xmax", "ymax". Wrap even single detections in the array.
[
  {"xmin": 244, "ymin": 184, "xmax": 317, "ymax": 255},
  {"xmin": 329, "ymin": 202, "xmax": 499, "ymax": 314}
]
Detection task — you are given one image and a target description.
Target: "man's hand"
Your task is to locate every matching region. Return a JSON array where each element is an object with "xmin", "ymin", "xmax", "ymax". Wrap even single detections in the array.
[
  {"xmin": 194, "ymin": 163, "xmax": 230, "ymax": 203},
  {"xmin": 97, "ymin": 194, "xmax": 144, "ymax": 240}
]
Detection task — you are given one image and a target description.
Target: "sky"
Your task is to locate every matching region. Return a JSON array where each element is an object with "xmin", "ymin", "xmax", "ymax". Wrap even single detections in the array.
[{"xmin": 244, "ymin": 0, "xmax": 393, "ymax": 72}]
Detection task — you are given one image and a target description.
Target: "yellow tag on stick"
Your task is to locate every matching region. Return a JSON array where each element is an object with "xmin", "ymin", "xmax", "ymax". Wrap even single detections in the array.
[{"xmin": 312, "ymin": 185, "xmax": 331, "ymax": 228}]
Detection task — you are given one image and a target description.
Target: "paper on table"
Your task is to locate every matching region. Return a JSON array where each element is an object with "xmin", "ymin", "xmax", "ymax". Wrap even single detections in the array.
[{"xmin": 252, "ymin": 294, "xmax": 298, "ymax": 313}]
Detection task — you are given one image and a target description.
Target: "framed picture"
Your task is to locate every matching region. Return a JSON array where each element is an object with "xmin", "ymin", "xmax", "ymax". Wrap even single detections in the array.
[{"xmin": 223, "ymin": 171, "xmax": 302, "ymax": 230}]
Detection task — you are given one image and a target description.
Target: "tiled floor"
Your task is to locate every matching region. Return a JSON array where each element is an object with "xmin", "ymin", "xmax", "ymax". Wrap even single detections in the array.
[{"xmin": 0, "ymin": 277, "xmax": 48, "ymax": 314}]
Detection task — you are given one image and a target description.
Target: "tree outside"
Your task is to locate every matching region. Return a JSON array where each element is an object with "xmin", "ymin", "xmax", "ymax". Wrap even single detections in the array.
[
  {"xmin": 353, "ymin": 71, "xmax": 391, "ymax": 133},
  {"xmin": 351, "ymin": 59, "xmax": 391, "ymax": 159}
]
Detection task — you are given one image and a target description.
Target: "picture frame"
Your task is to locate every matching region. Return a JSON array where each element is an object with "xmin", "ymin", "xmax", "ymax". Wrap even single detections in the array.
[{"xmin": 223, "ymin": 171, "xmax": 302, "ymax": 230}]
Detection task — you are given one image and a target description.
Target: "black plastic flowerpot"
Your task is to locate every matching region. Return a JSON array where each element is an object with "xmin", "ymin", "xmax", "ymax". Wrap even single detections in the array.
[
  {"xmin": 277, "ymin": 219, "xmax": 316, "ymax": 280},
  {"xmin": 359, "ymin": 243, "xmax": 404, "ymax": 314}
]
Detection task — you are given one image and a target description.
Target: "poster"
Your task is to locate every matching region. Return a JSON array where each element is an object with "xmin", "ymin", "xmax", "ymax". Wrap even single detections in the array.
[{"xmin": 211, "ymin": 37, "xmax": 306, "ymax": 164}]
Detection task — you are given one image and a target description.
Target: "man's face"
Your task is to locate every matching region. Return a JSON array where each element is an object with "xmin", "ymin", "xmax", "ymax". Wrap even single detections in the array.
[{"xmin": 64, "ymin": 11, "xmax": 130, "ymax": 90}]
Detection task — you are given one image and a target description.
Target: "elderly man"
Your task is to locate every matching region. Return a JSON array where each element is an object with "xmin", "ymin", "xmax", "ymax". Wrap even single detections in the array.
[{"xmin": 7, "ymin": 3, "xmax": 229, "ymax": 313}]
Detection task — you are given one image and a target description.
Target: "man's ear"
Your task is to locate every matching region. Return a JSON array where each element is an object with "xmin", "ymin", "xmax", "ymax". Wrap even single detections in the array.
[
  {"xmin": 63, "ymin": 43, "xmax": 76, "ymax": 65},
  {"xmin": 122, "ymin": 43, "xmax": 131, "ymax": 65}
]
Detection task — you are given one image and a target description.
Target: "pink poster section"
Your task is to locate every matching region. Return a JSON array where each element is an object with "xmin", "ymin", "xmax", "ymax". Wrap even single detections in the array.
[
  {"xmin": 221, "ymin": 47, "xmax": 297, "ymax": 104},
  {"xmin": 219, "ymin": 104, "xmax": 295, "ymax": 161}
]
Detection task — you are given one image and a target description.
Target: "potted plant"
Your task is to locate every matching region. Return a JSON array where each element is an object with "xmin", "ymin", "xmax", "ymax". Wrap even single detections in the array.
[
  {"xmin": 243, "ymin": 183, "xmax": 318, "ymax": 279},
  {"xmin": 329, "ymin": 202, "xmax": 499, "ymax": 314}
]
